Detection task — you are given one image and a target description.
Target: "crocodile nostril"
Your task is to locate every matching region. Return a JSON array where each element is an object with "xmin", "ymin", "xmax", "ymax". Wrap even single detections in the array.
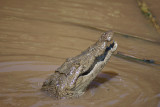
[
  {"xmin": 101, "ymin": 31, "xmax": 114, "ymax": 42},
  {"xmin": 106, "ymin": 35, "xmax": 112, "ymax": 41}
]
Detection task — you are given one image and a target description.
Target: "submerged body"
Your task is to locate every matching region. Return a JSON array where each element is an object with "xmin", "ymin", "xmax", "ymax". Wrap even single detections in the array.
[{"xmin": 41, "ymin": 31, "xmax": 118, "ymax": 99}]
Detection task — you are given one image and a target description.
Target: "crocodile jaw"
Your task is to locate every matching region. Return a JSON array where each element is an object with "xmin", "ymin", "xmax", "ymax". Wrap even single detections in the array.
[{"xmin": 74, "ymin": 41, "xmax": 118, "ymax": 93}]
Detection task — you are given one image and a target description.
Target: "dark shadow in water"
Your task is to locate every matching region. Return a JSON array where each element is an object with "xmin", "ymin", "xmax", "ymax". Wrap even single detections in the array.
[{"xmin": 87, "ymin": 71, "xmax": 118, "ymax": 90}]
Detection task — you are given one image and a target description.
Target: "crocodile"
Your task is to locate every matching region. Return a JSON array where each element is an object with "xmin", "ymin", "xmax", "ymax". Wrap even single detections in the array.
[{"xmin": 41, "ymin": 31, "xmax": 118, "ymax": 99}]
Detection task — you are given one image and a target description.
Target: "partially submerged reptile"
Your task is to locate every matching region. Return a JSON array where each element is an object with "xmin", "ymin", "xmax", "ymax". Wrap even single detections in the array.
[{"xmin": 41, "ymin": 31, "xmax": 118, "ymax": 99}]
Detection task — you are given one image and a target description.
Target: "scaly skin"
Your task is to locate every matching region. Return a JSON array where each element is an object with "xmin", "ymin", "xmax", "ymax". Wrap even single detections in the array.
[{"xmin": 41, "ymin": 31, "xmax": 118, "ymax": 99}]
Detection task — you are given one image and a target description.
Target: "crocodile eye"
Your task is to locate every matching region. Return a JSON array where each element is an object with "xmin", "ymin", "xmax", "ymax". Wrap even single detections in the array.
[
  {"xmin": 66, "ymin": 58, "xmax": 72, "ymax": 62},
  {"xmin": 73, "ymin": 62, "xmax": 80, "ymax": 68}
]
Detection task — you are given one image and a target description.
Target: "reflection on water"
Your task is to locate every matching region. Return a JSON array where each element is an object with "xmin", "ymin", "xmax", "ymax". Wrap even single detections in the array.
[{"xmin": 0, "ymin": 0, "xmax": 160, "ymax": 107}]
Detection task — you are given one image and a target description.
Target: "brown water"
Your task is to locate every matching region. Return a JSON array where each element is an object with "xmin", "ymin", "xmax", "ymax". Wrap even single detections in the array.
[{"xmin": 0, "ymin": 0, "xmax": 160, "ymax": 107}]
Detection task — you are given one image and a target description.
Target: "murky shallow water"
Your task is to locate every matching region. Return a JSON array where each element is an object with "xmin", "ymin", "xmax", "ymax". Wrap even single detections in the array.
[
  {"xmin": 0, "ymin": 59, "xmax": 160, "ymax": 107},
  {"xmin": 0, "ymin": 0, "xmax": 160, "ymax": 107}
]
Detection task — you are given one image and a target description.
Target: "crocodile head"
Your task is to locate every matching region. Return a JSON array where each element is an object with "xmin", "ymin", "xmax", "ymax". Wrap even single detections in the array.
[{"xmin": 41, "ymin": 31, "xmax": 118, "ymax": 99}]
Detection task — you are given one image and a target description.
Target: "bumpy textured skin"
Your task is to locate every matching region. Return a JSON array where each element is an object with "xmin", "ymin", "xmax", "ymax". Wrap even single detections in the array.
[{"xmin": 41, "ymin": 31, "xmax": 118, "ymax": 99}]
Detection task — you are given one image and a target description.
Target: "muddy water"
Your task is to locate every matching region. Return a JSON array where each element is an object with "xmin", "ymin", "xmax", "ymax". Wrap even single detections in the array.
[{"xmin": 0, "ymin": 0, "xmax": 160, "ymax": 107}]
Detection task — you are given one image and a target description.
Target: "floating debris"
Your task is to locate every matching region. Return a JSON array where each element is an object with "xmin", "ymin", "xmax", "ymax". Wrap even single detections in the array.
[
  {"xmin": 137, "ymin": 0, "xmax": 160, "ymax": 33},
  {"xmin": 115, "ymin": 51, "xmax": 160, "ymax": 65}
]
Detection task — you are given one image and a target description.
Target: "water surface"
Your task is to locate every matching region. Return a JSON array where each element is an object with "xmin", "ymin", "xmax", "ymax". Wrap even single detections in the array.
[{"xmin": 0, "ymin": 0, "xmax": 160, "ymax": 107}]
